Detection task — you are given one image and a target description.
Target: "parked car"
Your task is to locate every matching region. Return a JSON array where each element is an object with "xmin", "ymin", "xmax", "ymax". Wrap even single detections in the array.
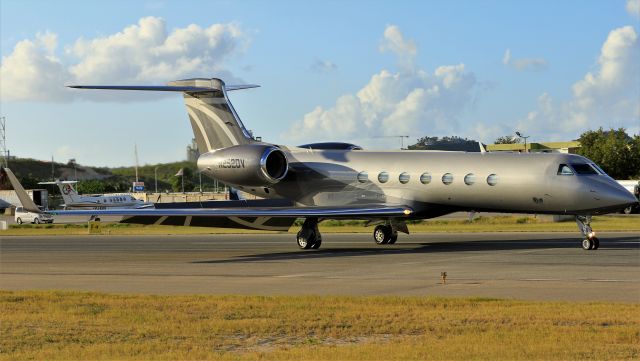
[{"xmin": 14, "ymin": 206, "xmax": 53, "ymax": 224}]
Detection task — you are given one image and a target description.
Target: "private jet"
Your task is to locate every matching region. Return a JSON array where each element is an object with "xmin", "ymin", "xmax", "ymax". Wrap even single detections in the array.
[{"xmin": 6, "ymin": 77, "xmax": 635, "ymax": 251}]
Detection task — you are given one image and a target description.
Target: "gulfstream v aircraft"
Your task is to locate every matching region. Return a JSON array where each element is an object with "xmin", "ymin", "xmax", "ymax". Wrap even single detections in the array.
[
  {"xmin": 8, "ymin": 78, "xmax": 636, "ymax": 251},
  {"xmin": 38, "ymin": 180, "xmax": 150, "ymax": 210}
]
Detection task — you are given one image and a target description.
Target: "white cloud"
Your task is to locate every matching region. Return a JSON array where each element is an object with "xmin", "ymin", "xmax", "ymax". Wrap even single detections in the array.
[
  {"xmin": 627, "ymin": 0, "xmax": 640, "ymax": 17},
  {"xmin": 379, "ymin": 25, "xmax": 417, "ymax": 71},
  {"xmin": 0, "ymin": 17, "xmax": 247, "ymax": 102},
  {"xmin": 514, "ymin": 26, "xmax": 640, "ymax": 139},
  {"xmin": 286, "ymin": 26, "xmax": 477, "ymax": 144},
  {"xmin": 502, "ymin": 48, "xmax": 548, "ymax": 72},
  {"xmin": 310, "ymin": 59, "xmax": 338, "ymax": 73}
]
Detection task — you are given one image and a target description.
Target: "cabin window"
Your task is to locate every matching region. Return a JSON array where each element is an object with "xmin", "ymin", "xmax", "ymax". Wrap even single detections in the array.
[
  {"xmin": 487, "ymin": 174, "xmax": 498, "ymax": 186},
  {"xmin": 464, "ymin": 173, "xmax": 476, "ymax": 185},
  {"xmin": 357, "ymin": 171, "xmax": 369, "ymax": 183},
  {"xmin": 442, "ymin": 173, "xmax": 453, "ymax": 185},
  {"xmin": 378, "ymin": 171, "xmax": 389, "ymax": 183},
  {"xmin": 399, "ymin": 172, "xmax": 410, "ymax": 184},
  {"xmin": 570, "ymin": 163, "xmax": 598, "ymax": 175},
  {"xmin": 557, "ymin": 164, "xmax": 574, "ymax": 175},
  {"xmin": 420, "ymin": 172, "xmax": 432, "ymax": 184}
]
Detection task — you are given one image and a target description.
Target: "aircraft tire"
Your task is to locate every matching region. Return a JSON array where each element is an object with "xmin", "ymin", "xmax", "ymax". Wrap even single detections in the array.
[
  {"xmin": 388, "ymin": 232, "xmax": 398, "ymax": 245},
  {"xmin": 311, "ymin": 237, "xmax": 322, "ymax": 249},
  {"xmin": 296, "ymin": 229, "xmax": 315, "ymax": 250},
  {"xmin": 582, "ymin": 238, "xmax": 594, "ymax": 251},
  {"xmin": 374, "ymin": 225, "xmax": 391, "ymax": 245},
  {"xmin": 592, "ymin": 237, "xmax": 599, "ymax": 250}
]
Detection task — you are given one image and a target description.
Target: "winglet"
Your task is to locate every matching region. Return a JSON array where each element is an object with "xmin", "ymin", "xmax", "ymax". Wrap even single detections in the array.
[{"xmin": 3, "ymin": 168, "xmax": 41, "ymax": 213}]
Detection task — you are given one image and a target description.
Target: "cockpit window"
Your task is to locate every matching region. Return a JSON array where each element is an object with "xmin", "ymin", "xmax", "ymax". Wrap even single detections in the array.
[
  {"xmin": 557, "ymin": 164, "xmax": 574, "ymax": 175},
  {"xmin": 570, "ymin": 163, "xmax": 599, "ymax": 175},
  {"xmin": 591, "ymin": 163, "xmax": 607, "ymax": 176}
]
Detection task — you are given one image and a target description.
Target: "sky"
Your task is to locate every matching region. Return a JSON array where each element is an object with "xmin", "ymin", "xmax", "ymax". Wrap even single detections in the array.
[{"xmin": 1, "ymin": 0, "xmax": 639, "ymax": 167}]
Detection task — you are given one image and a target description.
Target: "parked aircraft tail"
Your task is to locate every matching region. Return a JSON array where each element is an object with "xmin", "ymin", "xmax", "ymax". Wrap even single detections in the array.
[
  {"xmin": 39, "ymin": 181, "xmax": 80, "ymax": 206},
  {"xmin": 3, "ymin": 168, "xmax": 41, "ymax": 213},
  {"xmin": 68, "ymin": 78, "xmax": 259, "ymax": 152}
]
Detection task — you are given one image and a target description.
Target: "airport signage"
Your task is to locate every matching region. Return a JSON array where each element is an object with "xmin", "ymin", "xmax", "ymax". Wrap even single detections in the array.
[{"xmin": 133, "ymin": 182, "xmax": 145, "ymax": 192}]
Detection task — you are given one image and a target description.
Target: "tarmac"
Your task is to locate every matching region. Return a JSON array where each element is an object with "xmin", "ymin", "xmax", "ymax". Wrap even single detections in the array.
[{"xmin": 1, "ymin": 231, "xmax": 639, "ymax": 301}]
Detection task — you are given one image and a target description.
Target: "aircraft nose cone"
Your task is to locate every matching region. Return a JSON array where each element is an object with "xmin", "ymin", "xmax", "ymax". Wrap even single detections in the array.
[{"xmin": 599, "ymin": 183, "xmax": 638, "ymax": 208}]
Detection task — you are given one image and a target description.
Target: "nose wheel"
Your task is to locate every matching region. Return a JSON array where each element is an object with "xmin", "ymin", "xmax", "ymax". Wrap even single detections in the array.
[
  {"xmin": 581, "ymin": 237, "xmax": 599, "ymax": 250},
  {"xmin": 576, "ymin": 215, "xmax": 599, "ymax": 251}
]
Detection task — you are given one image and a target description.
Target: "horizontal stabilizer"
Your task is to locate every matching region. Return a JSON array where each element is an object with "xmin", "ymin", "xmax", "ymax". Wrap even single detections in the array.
[
  {"xmin": 38, "ymin": 181, "xmax": 78, "ymax": 185},
  {"xmin": 67, "ymin": 84, "xmax": 259, "ymax": 93}
]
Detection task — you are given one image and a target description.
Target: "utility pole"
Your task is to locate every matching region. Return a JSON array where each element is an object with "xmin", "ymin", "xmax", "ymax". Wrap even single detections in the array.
[
  {"xmin": 134, "ymin": 144, "xmax": 139, "ymax": 182},
  {"xmin": 515, "ymin": 131, "xmax": 531, "ymax": 153},
  {"xmin": 154, "ymin": 167, "xmax": 158, "ymax": 193},
  {"xmin": 374, "ymin": 135, "xmax": 410, "ymax": 150},
  {"xmin": 0, "ymin": 116, "xmax": 8, "ymax": 168}
]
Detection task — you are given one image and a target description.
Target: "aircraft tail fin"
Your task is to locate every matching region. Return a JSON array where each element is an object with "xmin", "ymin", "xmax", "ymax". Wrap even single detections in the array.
[
  {"xmin": 3, "ymin": 168, "xmax": 41, "ymax": 213},
  {"xmin": 39, "ymin": 181, "xmax": 80, "ymax": 205},
  {"xmin": 68, "ymin": 78, "xmax": 259, "ymax": 152}
]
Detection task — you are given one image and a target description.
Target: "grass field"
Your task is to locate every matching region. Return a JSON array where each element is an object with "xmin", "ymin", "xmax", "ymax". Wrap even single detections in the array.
[
  {"xmin": 1, "ymin": 291, "xmax": 638, "ymax": 360},
  {"xmin": 2, "ymin": 215, "xmax": 639, "ymax": 236}
]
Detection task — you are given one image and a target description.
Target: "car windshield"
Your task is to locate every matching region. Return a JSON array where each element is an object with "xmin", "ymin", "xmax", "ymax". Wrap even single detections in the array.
[{"xmin": 570, "ymin": 163, "xmax": 599, "ymax": 175}]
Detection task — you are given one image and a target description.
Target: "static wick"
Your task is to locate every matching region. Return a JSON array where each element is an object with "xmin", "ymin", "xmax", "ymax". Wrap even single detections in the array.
[{"xmin": 440, "ymin": 272, "xmax": 447, "ymax": 285}]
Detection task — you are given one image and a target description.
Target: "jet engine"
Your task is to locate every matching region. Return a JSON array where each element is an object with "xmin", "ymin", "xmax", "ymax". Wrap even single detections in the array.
[{"xmin": 198, "ymin": 144, "xmax": 288, "ymax": 187}]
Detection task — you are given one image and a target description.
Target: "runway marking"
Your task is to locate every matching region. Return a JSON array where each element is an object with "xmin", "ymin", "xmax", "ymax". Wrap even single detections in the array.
[{"xmin": 274, "ymin": 274, "xmax": 310, "ymax": 278}]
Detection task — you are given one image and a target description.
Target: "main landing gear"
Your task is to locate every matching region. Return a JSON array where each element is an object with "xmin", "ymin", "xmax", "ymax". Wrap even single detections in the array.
[
  {"xmin": 373, "ymin": 225, "xmax": 398, "ymax": 245},
  {"xmin": 576, "ymin": 215, "xmax": 599, "ymax": 250},
  {"xmin": 373, "ymin": 220, "xmax": 408, "ymax": 245},
  {"xmin": 296, "ymin": 218, "xmax": 322, "ymax": 250}
]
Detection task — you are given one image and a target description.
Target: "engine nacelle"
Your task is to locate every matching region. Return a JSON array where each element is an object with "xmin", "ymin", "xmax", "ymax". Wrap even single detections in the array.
[{"xmin": 198, "ymin": 144, "xmax": 288, "ymax": 187}]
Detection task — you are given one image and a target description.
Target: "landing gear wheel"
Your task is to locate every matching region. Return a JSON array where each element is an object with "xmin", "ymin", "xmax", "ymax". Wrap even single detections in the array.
[
  {"xmin": 296, "ymin": 229, "xmax": 315, "ymax": 250},
  {"xmin": 311, "ymin": 237, "xmax": 322, "ymax": 249},
  {"xmin": 297, "ymin": 218, "xmax": 322, "ymax": 250},
  {"xmin": 592, "ymin": 237, "xmax": 599, "ymax": 250},
  {"xmin": 388, "ymin": 232, "xmax": 398, "ymax": 245},
  {"xmin": 374, "ymin": 225, "xmax": 392, "ymax": 245},
  {"xmin": 582, "ymin": 238, "xmax": 593, "ymax": 250},
  {"xmin": 16, "ymin": 217, "xmax": 23, "ymax": 225}
]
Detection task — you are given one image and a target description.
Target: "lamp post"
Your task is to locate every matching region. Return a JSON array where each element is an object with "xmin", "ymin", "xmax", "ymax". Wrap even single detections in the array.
[
  {"xmin": 154, "ymin": 167, "xmax": 158, "ymax": 193},
  {"xmin": 515, "ymin": 131, "xmax": 530, "ymax": 153}
]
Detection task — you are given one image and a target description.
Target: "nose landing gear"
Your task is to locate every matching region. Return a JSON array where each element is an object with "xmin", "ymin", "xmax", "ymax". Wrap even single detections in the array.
[{"xmin": 576, "ymin": 215, "xmax": 599, "ymax": 250}]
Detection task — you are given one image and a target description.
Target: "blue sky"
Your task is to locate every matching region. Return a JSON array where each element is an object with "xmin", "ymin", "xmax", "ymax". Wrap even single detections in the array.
[{"xmin": 1, "ymin": 0, "xmax": 638, "ymax": 167}]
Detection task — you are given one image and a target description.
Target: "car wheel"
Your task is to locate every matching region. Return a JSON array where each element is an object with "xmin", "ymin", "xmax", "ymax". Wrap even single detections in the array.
[
  {"xmin": 34, "ymin": 217, "xmax": 41, "ymax": 224},
  {"xmin": 16, "ymin": 217, "xmax": 23, "ymax": 225}
]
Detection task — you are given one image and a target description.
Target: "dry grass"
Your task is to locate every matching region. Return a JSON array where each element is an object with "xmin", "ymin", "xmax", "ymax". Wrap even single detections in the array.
[
  {"xmin": 1, "ymin": 291, "xmax": 638, "ymax": 360},
  {"xmin": 3, "ymin": 215, "xmax": 639, "ymax": 236}
]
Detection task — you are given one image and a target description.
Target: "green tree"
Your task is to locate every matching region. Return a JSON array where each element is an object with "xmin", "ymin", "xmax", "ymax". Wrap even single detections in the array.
[{"xmin": 577, "ymin": 128, "xmax": 640, "ymax": 179}]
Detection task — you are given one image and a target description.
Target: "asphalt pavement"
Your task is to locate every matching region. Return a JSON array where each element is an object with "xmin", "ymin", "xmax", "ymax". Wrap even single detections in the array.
[{"xmin": 1, "ymin": 231, "xmax": 638, "ymax": 301}]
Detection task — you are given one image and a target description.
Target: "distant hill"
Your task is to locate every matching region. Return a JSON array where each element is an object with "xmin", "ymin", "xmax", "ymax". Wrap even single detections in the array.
[{"xmin": 1, "ymin": 158, "xmax": 218, "ymax": 193}]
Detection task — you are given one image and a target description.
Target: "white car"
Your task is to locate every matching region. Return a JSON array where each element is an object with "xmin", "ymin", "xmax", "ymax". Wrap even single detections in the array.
[{"xmin": 14, "ymin": 206, "xmax": 54, "ymax": 224}]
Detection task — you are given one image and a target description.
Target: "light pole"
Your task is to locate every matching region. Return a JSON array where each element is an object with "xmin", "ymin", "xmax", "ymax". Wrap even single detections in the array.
[
  {"xmin": 515, "ymin": 131, "xmax": 530, "ymax": 153},
  {"xmin": 154, "ymin": 167, "xmax": 158, "ymax": 193}
]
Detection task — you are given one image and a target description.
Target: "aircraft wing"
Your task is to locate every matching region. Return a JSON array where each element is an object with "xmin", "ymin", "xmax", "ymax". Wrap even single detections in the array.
[{"xmin": 45, "ymin": 205, "xmax": 413, "ymax": 218}]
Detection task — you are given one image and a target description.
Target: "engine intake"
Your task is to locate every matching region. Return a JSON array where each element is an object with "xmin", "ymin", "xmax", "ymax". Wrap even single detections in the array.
[{"xmin": 198, "ymin": 144, "xmax": 289, "ymax": 187}]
